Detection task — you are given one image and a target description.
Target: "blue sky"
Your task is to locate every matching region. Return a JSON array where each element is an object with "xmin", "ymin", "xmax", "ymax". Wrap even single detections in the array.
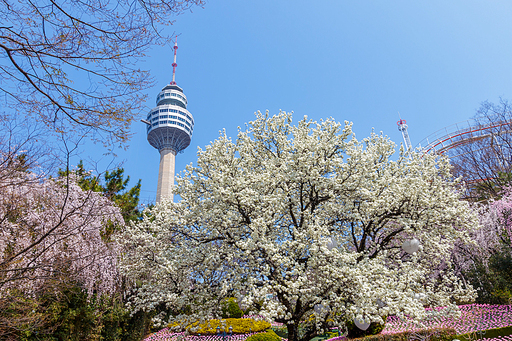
[{"xmin": 82, "ymin": 1, "xmax": 512, "ymax": 204}]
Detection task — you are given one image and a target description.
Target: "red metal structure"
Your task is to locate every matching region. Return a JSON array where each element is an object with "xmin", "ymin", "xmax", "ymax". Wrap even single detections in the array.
[{"xmin": 418, "ymin": 120, "xmax": 512, "ymax": 156}]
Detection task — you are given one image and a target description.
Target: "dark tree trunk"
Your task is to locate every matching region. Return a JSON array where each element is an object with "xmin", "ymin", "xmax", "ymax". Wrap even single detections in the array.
[{"xmin": 287, "ymin": 321, "xmax": 300, "ymax": 341}]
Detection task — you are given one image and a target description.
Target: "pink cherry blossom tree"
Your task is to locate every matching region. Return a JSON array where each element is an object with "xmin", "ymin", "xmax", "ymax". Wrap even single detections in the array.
[
  {"xmin": 488, "ymin": 188, "xmax": 512, "ymax": 245},
  {"xmin": 0, "ymin": 152, "xmax": 124, "ymax": 338},
  {"xmin": 451, "ymin": 188, "xmax": 512, "ymax": 304}
]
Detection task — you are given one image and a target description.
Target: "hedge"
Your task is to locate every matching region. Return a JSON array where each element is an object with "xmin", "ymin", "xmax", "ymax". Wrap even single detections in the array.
[
  {"xmin": 246, "ymin": 329, "xmax": 281, "ymax": 341},
  {"xmin": 172, "ymin": 318, "xmax": 271, "ymax": 335}
]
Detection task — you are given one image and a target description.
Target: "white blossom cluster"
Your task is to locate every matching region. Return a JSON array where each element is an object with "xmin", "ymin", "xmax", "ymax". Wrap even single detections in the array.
[{"xmin": 118, "ymin": 111, "xmax": 478, "ymax": 339}]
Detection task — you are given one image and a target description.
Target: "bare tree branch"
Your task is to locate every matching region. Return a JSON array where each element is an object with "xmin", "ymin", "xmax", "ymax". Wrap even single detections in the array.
[{"xmin": 0, "ymin": 0, "xmax": 205, "ymax": 147}]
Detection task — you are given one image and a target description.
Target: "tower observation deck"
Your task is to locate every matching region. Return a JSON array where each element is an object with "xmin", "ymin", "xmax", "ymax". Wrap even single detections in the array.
[{"xmin": 146, "ymin": 39, "xmax": 194, "ymax": 203}]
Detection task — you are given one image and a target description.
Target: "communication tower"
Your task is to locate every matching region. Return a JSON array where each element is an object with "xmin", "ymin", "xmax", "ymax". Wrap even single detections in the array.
[
  {"xmin": 144, "ymin": 39, "xmax": 194, "ymax": 203},
  {"xmin": 397, "ymin": 118, "xmax": 413, "ymax": 151}
]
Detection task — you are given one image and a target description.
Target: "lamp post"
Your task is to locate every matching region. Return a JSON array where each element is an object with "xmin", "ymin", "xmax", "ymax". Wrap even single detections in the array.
[
  {"xmin": 326, "ymin": 237, "xmax": 338, "ymax": 251},
  {"xmin": 354, "ymin": 317, "xmax": 370, "ymax": 331},
  {"xmin": 402, "ymin": 238, "xmax": 420, "ymax": 254}
]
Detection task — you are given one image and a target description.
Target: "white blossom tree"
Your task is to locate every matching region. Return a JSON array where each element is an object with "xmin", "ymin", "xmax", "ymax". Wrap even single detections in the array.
[{"xmin": 119, "ymin": 111, "xmax": 478, "ymax": 341}]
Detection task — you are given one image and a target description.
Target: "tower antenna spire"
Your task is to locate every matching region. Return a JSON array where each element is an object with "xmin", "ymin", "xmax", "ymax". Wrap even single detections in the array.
[{"xmin": 171, "ymin": 36, "xmax": 178, "ymax": 85}]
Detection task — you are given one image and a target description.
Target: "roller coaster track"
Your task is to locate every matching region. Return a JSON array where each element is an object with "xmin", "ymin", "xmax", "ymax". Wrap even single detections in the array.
[{"xmin": 417, "ymin": 119, "xmax": 512, "ymax": 156}]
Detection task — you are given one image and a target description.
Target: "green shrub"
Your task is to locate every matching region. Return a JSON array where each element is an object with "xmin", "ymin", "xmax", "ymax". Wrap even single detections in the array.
[
  {"xmin": 221, "ymin": 298, "xmax": 244, "ymax": 318},
  {"xmin": 347, "ymin": 326, "xmax": 512, "ymax": 341},
  {"xmin": 271, "ymin": 326, "xmax": 288, "ymax": 339},
  {"xmin": 463, "ymin": 243, "xmax": 512, "ymax": 305},
  {"xmin": 14, "ymin": 284, "xmax": 152, "ymax": 341},
  {"xmin": 456, "ymin": 326, "xmax": 512, "ymax": 341},
  {"xmin": 182, "ymin": 318, "xmax": 271, "ymax": 335},
  {"xmin": 345, "ymin": 318, "xmax": 385, "ymax": 338},
  {"xmin": 246, "ymin": 329, "xmax": 281, "ymax": 341},
  {"xmin": 20, "ymin": 285, "xmax": 103, "ymax": 341},
  {"xmin": 349, "ymin": 328, "xmax": 457, "ymax": 341},
  {"xmin": 101, "ymin": 305, "xmax": 154, "ymax": 341},
  {"xmin": 490, "ymin": 289, "xmax": 512, "ymax": 305}
]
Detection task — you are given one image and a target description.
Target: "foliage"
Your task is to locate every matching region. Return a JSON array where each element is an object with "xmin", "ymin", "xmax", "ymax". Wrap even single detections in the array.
[
  {"xmin": 245, "ymin": 329, "xmax": 281, "ymax": 341},
  {"xmin": 461, "ymin": 250, "xmax": 512, "ymax": 304},
  {"xmin": 0, "ymin": 152, "xmax": 125, "ymax": 339},
  {"xmin": 118, "ymin": 112, "xmax": 478, "ymax": 341},
  {"xmin": 171, "ymin": 318, "xmax": 270, "ymax": 335},
  {"xmin": 0, "ymin": 0, "xmax": 204, "ymax": 146},
  {"xmin": 271, "ymin": 326, "xmax": 289, "ymax": 339},
  {"xmin": 344, "ymin": 318, "xmax": 385, "ymax": 338},
  {"xmin": 272, "ymin": 326, "xmax": 338, "ymax": 340},
  {"xmin": 0, "ymin": 292, "xmax": 50, "ymax": 341},
  {"xmin": 221, "ymin": 298, "xmax": 245, "ymax": 319},
  {"xmin": 59, "ymin": 161, "xmax": 142, "ymax": 224},
  {"xmin": 456, "ymin": 325, "xmax": 512, "ymax": 341},
  {"xmin": 40, "ymin": 286, "xmax": 104, "ymax": 341},
  {"xmin": 451, "ymin": 188, "xmax": 512, "ymax": 304},
  {"xmin": 12, "ymin": 284, "xmax": 153, "ymax": 341},
  {"xmin": 347, "ymin": 328, "xmax": 457, "ymax": 341}
]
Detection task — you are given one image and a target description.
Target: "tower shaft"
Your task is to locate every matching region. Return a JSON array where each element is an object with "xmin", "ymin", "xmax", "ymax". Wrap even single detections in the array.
[{"xmin": 156, "ymin": 148, "xmax": 177, "ymax": 203}]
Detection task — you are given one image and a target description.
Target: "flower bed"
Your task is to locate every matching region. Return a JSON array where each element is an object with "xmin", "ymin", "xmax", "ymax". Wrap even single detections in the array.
[
  {"xmin": 146, "ymin": 305, "xmax": 512, "ymax": 341},
  {"xmin": 382, "ymin": 304, "xmax": 512, "ymax": 335},
  {"xmin": 145, "ymin": 329, "xmax": 259, "ymax": 341}
]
